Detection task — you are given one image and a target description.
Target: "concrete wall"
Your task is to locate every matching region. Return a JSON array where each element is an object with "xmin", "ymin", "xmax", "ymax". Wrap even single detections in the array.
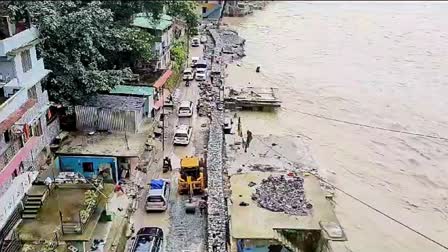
[
  {"xmin": 207, "ymin": 112, "xmax": 228, "ymax": 252},
  {"xmin": 153, "ymin": 26, "xmax": 173, "ymax": 70},
  {"xmin": 0, "ymin": 27, "xmax": 39, "ymax": 56},
  {"xmin": 0, "ymin": 87, "xmax": 28, "ymax": 122},
  {"xmin": 0, "ymin": 171, "xmax": 38, "ymax": 232},
  {"xmin": 58, "ymin": 155, "xmax": 119, "ymax": 182}
]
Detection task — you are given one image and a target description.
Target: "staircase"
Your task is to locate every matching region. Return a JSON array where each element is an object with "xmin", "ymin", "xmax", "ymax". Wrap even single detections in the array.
[
  {"xmin": 273, "ymin": 229, "xmax": 301, "ymax": 252},
  {"xmin": 22, "ymin": 186, "xmax": 49, "ymax": 219}
]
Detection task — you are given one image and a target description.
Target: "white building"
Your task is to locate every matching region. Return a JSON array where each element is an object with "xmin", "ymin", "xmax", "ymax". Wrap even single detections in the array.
[
  {"xmin": 132, "ymin": 13, "xmax": 174, "ymax": 72},
  {"xmin": 0, "ymin": 13, "xmax": 59, "ymax": 240}
]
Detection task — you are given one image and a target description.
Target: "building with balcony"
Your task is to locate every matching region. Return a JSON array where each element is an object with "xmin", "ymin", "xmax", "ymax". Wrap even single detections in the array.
[
  {"xmin": 0, "ymin": 12, "xmax": 60, "ymax": 243},
  {"xmin": 197, "ymin": 0, "xmax": 225, "ymax": 22},
  {"xmin": 132, "ymin": 13, "xmax": 174, "ymax": 73}
]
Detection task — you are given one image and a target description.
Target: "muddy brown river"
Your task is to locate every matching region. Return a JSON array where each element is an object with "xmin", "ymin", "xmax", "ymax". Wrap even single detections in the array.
[{"xmin": 223, "ymin": 2, "xmax": 448, "ymax": 251}]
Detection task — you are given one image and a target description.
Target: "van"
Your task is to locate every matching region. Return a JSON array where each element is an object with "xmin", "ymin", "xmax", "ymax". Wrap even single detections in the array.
[
  {"xmin": 146, "ymin": 179, "xmax": 170, "ymax": 212},
  {"xmin": 183, "ymin": 68, "xmax": 194, "ymax": 81},
  {"xmin": 195, "ymin": 68, "xmax": 207, "ymax": 81},
  {"xmin": 173, "ymin": 125, "xmax": 193, "ymax": 145},
  {"xmin": 178, "ymin": 101, "xmax": 193, "ymax": 117}
]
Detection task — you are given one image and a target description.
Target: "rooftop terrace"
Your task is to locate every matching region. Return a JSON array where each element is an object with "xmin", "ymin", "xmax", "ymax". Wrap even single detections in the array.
[
  {"xmin": 56, "ymin": 121, "xmax": 153, "ymax": 157},
  {"xmin": 18, "ymin": 184, "xmax": 114, "ymax": 242},
  {"xmin": 230, "ymin": 172, "xmax": 340, "ymax": 239}
]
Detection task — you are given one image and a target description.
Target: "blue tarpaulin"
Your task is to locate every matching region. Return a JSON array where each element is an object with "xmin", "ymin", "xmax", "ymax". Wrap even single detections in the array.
[{"xmin": 150, "ymin": 179, "xmax": 164, "ymax": 189}]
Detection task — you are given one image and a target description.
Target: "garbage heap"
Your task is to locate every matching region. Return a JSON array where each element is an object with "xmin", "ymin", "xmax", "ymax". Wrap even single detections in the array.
[{"xmin": 252, "ymin": 175, "xmax": 312, "ymax": 216}]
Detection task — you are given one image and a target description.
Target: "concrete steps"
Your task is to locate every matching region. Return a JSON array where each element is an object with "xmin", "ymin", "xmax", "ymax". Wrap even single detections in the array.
[
  {"xmin": 21, "ymin": 187, "xmax": 49, "ymax": 220},
  {"xmin": 273, "ymin": 230, "xmax": 301, "ymax": 252}
]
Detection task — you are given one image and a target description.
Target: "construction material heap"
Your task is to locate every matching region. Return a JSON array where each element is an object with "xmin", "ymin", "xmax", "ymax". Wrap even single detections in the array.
[{"xmin": 252, "ymin": 175, "xmax": 312, "ymax": 216}]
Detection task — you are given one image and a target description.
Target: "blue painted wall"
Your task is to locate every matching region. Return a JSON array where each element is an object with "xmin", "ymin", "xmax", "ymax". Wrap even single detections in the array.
[{"xmin": 58, "ymin": 156, "xmax": 119, "ymax": 182}]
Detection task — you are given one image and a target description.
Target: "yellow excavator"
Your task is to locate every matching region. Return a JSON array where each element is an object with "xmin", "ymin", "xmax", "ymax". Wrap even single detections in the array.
[{"xmin": 178, "ymin": 156, "xmax": 206, "ymax": 213}]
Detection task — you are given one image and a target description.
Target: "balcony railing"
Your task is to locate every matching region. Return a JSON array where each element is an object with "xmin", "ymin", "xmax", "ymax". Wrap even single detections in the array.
[{"xmin": 0, "ymin": 140, "xmax": 23, "ymax": 172}]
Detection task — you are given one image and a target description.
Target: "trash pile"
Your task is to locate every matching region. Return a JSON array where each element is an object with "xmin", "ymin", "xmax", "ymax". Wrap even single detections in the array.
[{"xmin": 252, "ymin": 175, "xmax": 312, "ymax": 216}]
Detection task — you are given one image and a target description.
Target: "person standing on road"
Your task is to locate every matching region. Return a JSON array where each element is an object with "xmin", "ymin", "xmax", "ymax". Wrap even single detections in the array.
[
  {"xmin": 245, "ymin": 130, "xmax": 253, "ymax": 153},
  {"xmin": 199, "ymin": 197, "xmax": 207, "ymax": 216}
]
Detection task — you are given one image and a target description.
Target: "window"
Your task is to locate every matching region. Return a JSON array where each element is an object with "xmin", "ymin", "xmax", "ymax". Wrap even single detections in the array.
[
  {"xmin": 21, "ymin": 49, "xmax": 32, "ymax": 72},
  {"xmin": 202, "ymin": 6, "xmax": 207, "ymax": 14},
  {"xmin": 3, "ymin": 130, "xmax": 10, "ymax": 143},
  {"xmin": 82, "ymin": 162, "xmax": 94, "ymax": 173},
  {"xmin": 27, "ymin": 85, "xmax": 37, "ymax": 99},
  {"xmin": 46, "ymin": 105, "xmax": 59, "ymax": 124}
]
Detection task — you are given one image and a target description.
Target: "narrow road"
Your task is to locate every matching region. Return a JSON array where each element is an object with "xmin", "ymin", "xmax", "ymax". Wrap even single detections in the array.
[{"xmin": 128, "ymin": 42, "xmax": 208, "ymax": 252}]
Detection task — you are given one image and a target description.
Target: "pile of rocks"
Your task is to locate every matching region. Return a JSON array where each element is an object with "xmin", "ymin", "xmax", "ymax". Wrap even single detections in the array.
[
  {"xmin": 252, "ymin": 175, "xmax": 312, "ymax": 216},
  {"xmin": 207, "ymin": 112, "xmax": 227, "ymax": 252}
]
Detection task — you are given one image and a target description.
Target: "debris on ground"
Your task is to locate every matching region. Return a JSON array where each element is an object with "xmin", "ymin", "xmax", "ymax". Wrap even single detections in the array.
[
  {"xmin": 239, "ymin": 201, "xmax": 249, "ymax": 206},
  {"xmin": 252, "ymin": 175, "xmax": 311, "ymax": 216},
  {"xmin": 248, "ymin": 181, "xmax": 256, "ymax": 187}
]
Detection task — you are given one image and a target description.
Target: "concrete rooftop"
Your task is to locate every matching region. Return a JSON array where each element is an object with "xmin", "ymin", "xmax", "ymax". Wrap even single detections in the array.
[
  {"xmin": 18, "ymin": 184, "xmax": 113, "ymax": 241},
  {"xmin": 229, "ymin": 172, "xmax": 340, "ymax": 240},
  {"xmin": 56, "ymin": 122, "xmax": 153, "ymax": 157}
]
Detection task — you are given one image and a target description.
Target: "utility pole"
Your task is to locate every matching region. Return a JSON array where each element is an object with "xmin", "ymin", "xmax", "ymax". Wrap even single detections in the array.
[{"xmin": 162, "ymin": 87, "xmax": 165, "ymax": 154}]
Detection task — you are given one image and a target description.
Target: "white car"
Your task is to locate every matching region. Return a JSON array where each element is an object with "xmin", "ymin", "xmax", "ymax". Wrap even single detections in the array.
[
  {"xmin": 191, "ymin": 57, "xmax": 199, "ymax": 67},
  {"xmin": 177, "ymin": 101, "xmax": 193, "ymax": 117},
  {"xmin": 173, "ymin": 125, "xmax": 193, "ymax": 145},
  {"xmin": 200, "ymin": 36, "xmax": 207, "ymax": 44},
  {"xmin": 146, "ymin": 179, "xmax": 170, "ymax": 212},
  {"xmin": 195, "ymin": 68, "xmax": 207, "ymax": 81},
  {"xmin": 183, "ymin": 68, "xmax": 194, "ymax": 81},
  {"xmin": 191, "ymin": 38, "xmax": 200, "ymax": 47}
]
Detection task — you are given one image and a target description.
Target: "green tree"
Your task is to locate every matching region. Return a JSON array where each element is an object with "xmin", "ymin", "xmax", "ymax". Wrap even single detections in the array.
[
  {"xmin": 7, "ymin": 1, "xmax": 156, "ymax": 105},
  {"xmin": 7, "ymin": 1, "xmax": 199, "ymax": 105}
]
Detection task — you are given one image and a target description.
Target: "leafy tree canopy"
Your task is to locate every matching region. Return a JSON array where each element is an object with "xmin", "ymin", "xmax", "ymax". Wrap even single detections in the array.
[{"xmin": 7, "ymin": 1, "xmax": 199, "ymax": 105}]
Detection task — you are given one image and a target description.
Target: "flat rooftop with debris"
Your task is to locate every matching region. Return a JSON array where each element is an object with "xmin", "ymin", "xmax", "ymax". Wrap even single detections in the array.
[
  {"xmin": 229, "ymin": 172, "xmax": 340, "ymax": 239},
  {"xmin": 56, "ymin": 121, "xmax": 154, "ymax": 157},
  {"xmin": 18, "ymin": 184, "xmax": 113, "ymax": 242}
]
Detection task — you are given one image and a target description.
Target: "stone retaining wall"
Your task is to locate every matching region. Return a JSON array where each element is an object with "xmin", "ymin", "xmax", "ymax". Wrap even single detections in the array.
[{"xmin": 206, "ymin": 112, "xmax": 227, "ymax": 252}]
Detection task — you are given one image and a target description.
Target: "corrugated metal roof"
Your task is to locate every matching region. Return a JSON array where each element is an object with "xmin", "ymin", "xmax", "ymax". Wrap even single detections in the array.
[
  {"xmin": 132, "ymin": 13, "xmax": 173, "ymax": 31},
  {"xmin": 82, "ymin": 94, "xmax": 146, "ymax": 111},
  {"xmin": 109, "ymin": 85, "xmax": 154, "ymax": 96}
]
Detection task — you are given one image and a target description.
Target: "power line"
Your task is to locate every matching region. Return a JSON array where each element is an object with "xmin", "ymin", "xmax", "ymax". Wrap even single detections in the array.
[
  {"xmin": 252, "ymin": 134, "xmax": 448, "ymax": 250},
  {"xmin": 282, "ymin": 107, "xmax": 448, "ymax": 141}
]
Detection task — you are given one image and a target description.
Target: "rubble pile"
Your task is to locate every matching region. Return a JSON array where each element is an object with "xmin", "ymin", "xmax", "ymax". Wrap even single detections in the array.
[
  {"xmin": 252, "ymin": 175, "xmax": 312, "ymax": 216},
  {"xmin": 204, "ymin": 26, "xmax": 237, "ymax": 252},
  {"xmin": 207, "ymin": 112, "xmax": 227, "ymax": 252}
]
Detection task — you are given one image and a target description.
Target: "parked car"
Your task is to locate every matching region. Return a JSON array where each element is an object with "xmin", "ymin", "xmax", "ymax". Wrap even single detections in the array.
[
  {"xmin": 183, "ymin": 68, "xmax": 194, "ymax": 81},
  {"xmin": 223, "ymin": 117, "xmax": 233, "ymax": 134},
  {"xmin": 129, "ymin": 227, "xmax": 164, "ymax": 252},
  {"xmin": 191, "ymin": 57, "xmax": 199, "ymax": 67},
  {"xmin": 146, "ymin": 179, "xmax": 170, "ymax": 212},
  {"xmin": 177, "ymin": 101, "xmax": 194, "ymax": 117},
  {"xmin": 200, "ymin": 36, "xmax": 207, "ymax": 44},
  {"xmin": 191, "ymin": 38, "xmax": 200, "ymax": 47},
  {"xmin": 195, "ymin": 60, "xmax": 207, "ymax": 70},
  {"xmin": 173, "ymin": 124, "xmax": 193, "ymax": 145},
  {"xmin": 195, "ymin": 69, "xmax": 207, "ymax": 81}
]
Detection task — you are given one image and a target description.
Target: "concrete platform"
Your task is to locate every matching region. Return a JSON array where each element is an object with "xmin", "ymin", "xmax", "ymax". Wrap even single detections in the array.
[
  {"xmin": 56, "ymin": 121, "xmax": 154, "ymax": 157},
  {"xmin": 229, "ymin": 172, "xmax": 341, "ymax": 240}
]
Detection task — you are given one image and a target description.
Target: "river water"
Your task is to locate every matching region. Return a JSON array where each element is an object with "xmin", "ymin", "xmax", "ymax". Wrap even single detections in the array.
[{"xmin": 223, "ymin": 1, "xmax": 448, "ymax": 251}]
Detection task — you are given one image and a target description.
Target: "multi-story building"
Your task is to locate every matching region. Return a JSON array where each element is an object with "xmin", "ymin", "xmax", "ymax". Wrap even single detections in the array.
[
  {"xmin": 0, "ymin": 13, "xmax": 59, "ymax": 239},
  {"xmin": 198, "ymin": 0, "xmax": 225, "ymax": 21},
  {"xmin": 132, "ymin": 13, "xmax": 174, "ymax": 72}
]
